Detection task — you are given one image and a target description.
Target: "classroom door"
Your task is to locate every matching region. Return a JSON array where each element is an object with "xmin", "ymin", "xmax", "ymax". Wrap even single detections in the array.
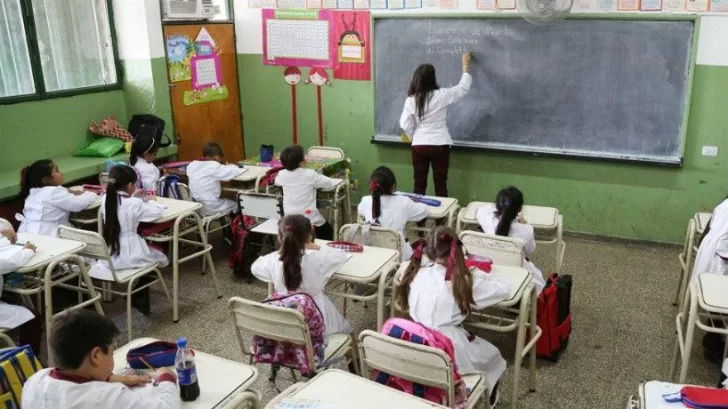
[{"xmin": 163, "ymin": 23, "xmax": 245, "ymax": 162}]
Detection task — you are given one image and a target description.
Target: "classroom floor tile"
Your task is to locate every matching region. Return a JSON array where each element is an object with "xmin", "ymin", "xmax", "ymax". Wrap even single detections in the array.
[{"xmin": 92, "ymin": 235, "xmax": 719, "ymax": 408}]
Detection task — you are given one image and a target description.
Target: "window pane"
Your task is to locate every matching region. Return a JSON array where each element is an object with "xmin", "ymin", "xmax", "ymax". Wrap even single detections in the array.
[
  {"xmin": 0, "ymin": 0, "xmax": 35, "ymax": 98},
  {"xmin": 31, "ymin": 0, "xmax": 117, "ymax": 92}
]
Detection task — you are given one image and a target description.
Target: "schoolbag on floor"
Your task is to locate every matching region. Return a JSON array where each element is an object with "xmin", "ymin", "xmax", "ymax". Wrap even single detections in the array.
[
  {"xmin": 536, "ymin": 273, "xmax": 572, "ymax": 361},
  {"xmin": 228, "ymin": 215, "xmax": 258, "ymax": 279}
]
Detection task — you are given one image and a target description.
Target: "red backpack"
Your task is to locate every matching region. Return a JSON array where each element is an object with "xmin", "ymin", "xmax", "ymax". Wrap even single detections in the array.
[
  {"xmin": 536, "ymin": 273, "xmax": 573, "ymax": 361},
  {"xmin": 228, "ymin": 215, "xmax": 258, "ymax": 280}
]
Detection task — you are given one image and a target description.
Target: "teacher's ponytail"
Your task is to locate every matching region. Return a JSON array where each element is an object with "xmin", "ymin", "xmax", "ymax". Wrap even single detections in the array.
[{"xmin": 408, "ymin": 64, "xmax": 440, "ymax": 121}]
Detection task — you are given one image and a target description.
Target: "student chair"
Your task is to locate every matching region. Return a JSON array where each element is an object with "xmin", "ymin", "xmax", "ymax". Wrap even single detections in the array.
[
  {"xmin": 307, "ymin": 146, "xmax": 345, "ymax": 160},
  {"xmin": 358, "ymin": 330, "xmax": 489, "ymax": 409},
  {"xmin": 238, "ymin": 191, "xmax": 284, "ymax": 221},
  {"xmin": 669, "ymin": 273, "xmax": 728, "ymax": 383},
  {"xmin": 57, "ymin": 226, "xmax": 172, "ymax": 342},
  {"xmin": 0, "ymin": 329, "xmax": 15, "ymax": 348},
  {"xmin": 327, "ymin": 224, "xmax": 402, "ymax": 330},
  {"xmin": 458, "ymin": 230, "xmax": 526, "ymax": 268},
  {"xmin": 98, "ymin": 172, "xmax": 109, "ymax": 187},
  {"xmin": 675, "ymin": 212, "xmax": 712, "ymax": 307},
  {"xmin": 227, "ymin": 296, "xmax": 358, "ymax": 382}
]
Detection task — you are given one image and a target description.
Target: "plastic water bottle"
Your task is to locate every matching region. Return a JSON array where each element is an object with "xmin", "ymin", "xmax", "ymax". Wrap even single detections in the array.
[{"xmin": 174, "ymin": 337, "xmax": 200, "ymax": 401}]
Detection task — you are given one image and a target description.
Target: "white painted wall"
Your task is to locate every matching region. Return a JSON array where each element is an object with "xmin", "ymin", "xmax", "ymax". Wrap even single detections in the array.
[
  {"xmin": 232, "ymin": 1, "xmax": 728, "ymax": 66},
  {"xmin": 112, "ymin": 0, "xmax": 165, "ymax": 60}
]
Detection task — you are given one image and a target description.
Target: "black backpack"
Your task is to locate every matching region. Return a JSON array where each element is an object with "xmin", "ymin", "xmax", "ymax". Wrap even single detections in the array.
[{"xmin": 128, "ymin": 114, "xmax": 172, "ymax": 148}]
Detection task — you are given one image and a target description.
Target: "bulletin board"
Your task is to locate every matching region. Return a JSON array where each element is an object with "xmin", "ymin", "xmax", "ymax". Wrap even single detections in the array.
[{"xmin": 262, "ymin": 9, "xmax": 336, "ymax": 67}]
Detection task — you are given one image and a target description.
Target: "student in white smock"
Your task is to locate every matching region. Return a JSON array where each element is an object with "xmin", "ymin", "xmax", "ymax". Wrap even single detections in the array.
[
  {"xmin": 252, "ymin": 214, "xmax": 352, "ymax": 336},
  {"xmin": 186, "ymin": 142, "xmax": 245, "ymax": 216},
  {"xmin": 476, "ymin": 186, "xmax": 546, "ymax": 293},
  {"xmin": 130, "ymin": 135, "xmax": 161, "ymax": 192},
  {"xmin": 23, "ymin": 310, "xmax": 180, "ymax": 409},
  {"xmin": 275, "ymin": 145, "xmax": 341, "ymax": 240},
  {"xmin": 357, "ymin": 166, "xmax": 428, "ymax": 261},
  {"xmin": 16, "ymin": 160, "xmax": 98, "ymax": 236},
  {"xmin": 94, "ymin": 166, "xmax": 168, "ymax": 273},
  {"xmin": 398, "ymin": 227, "xmax": 511, "ymax": 406},
  {"xmin": 693, "ymin": 197, "xmax": 728, "ymax": 276}
]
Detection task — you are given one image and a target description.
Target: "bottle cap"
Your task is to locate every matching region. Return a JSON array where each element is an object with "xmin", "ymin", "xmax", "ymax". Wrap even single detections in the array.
[{"xmin": 176, "ymin": 337, "xmax": 188, "ymax": 348}]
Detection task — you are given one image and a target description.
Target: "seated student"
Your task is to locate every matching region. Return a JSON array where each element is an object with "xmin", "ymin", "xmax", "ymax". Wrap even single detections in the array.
[
  {"xmin": 97, "ymin": 165, "xmax": 169, "ymax": 271},
  {"xmin": 358, "ymin": 166, "xmax": 428, "ymax": 260},
  {"xmin": 16, "ymin": 160, "xmax": 98, "ymax": 236},
  {"xmin": 275, "ymin": 145, "xmax": 340, "ymax": 241},
  {"xmin": 22, "ymin": 310, "xmax": 179, "ymax": 409},
  {"xmin": 251, "ymin": 214, "xmax": 351, "ymax": 336},
  {"xmin": 186, "ymin": 142, "xmax": 245, "ymax": 216},
  {"xmin": 397, "ymin": 227, "xmax": 511, "ymax": 406},
  {"xmin": 130, "ymin": 135, "xmax": 160, "ymax": 192},
  {"xmin": 476, "ymin": 186, "xmax": 546, "ymax": 293},
  {"xmin": 0, "ymin": 221, "xmax": 41, "ymax": 354},
  {"xmin": 693, "ymin": 196, "xmax": 728, "ymax": 277}
]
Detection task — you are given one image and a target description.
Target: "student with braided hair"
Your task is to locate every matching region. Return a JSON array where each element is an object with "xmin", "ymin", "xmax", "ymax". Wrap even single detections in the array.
[{"xmin": 357, "ymin": 166, "xmax": 428, "ymax": 260}]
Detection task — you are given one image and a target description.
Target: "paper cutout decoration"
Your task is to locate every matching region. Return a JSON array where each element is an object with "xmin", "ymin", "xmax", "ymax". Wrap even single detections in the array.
[
  {"xmin": 617, "ymin": 0, "xmax": 640, "ymax": 10},
  {"xmin": 640, "ymin": 0, "xmax": 662, "ymax": 10},
  {"xmin": 183, "ymin": 86, "xmax": 229, "ymax": 106},
  {"xmin": 333, "ymin": 11, "xmax": 371, "ymax": 81},
  {"xmin": 196, "ymin": 27, "xmax": 217, "ymax": 49},
  {"xmin": 183, "ymin": 36, "xmax": 229, "ymax": 106},
  {"xmin": 284, "ymin": 67, "xmax": 302, "ymax": 144},
  {"xmin": 167, "ymin": 35, "xmax": 193, "ymax": 82},
  {"xmin": 685, "ymin": 0, "xmax": 709, "ymax": 10},
  {"xmin": 306, "ymin": 68, "xmax": 331, "ymax": 146}
]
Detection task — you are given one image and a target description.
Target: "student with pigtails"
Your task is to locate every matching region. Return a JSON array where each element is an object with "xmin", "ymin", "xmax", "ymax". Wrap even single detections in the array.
[{"xmin": 251, "ymin": 214, "xmax": 351, "ymax": 336}]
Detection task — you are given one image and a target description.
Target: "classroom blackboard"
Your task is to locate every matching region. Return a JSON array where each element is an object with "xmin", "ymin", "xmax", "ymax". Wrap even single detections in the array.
[{"xmin": 373, "ymin": 17, "xmax": 696, "ymax": 165}]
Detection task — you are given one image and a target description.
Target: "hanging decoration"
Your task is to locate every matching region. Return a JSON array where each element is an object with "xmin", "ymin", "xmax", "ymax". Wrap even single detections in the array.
[
  {"xmin": 306, "ymin": 68, "xmax": 331, "ymax": 145},
  {"xmin": 332, "ymin": 11, "xmax": 371, "ymax": 81},
  {"xmin": 284, "ymin": 67, "xmax": 303, "ymax": 144}
]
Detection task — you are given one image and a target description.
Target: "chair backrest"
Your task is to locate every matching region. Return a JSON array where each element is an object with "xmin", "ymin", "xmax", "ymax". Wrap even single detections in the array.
[
  {"xmin": 358, "ymin": 330, "xmax": 455, "ymax": 404},
  {"xmin": 459, "ymin": 230, "xmax": 525, "ymax": 267},
  {"xmin": 238, "ymin": 192, "xmax": 283, "ymax": 220},
  {"xmin": 56, "ymin": 225, "xmax": 124, "ymax": 282},
  {"xmin": 228, "ymin": 296, "xmax": 315, "ymax": 367},
  {"xmin": 307, "ymin": 146, "xmax": 345, "ymax": 160},
  {"xmin": 174, "ymin": 182, "xmax": 192, "ymax": 201},
  {"xmin": 339, "ymin": 223, "xmax": 403, "ymax": 263},
  {"xmin": 98, "ymin": 172, "xmax": 109, "ymax": 187}
]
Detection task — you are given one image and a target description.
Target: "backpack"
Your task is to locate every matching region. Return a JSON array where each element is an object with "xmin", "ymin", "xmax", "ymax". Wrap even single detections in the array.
[
  {"xmin": 228, "ymin": 215, "xmax": 259, "ymax": 280},
  {"xmin": 0, "ymin": 345, "xmax": 42, "ymax": 409},
  {"xmin": 157, "ymin": 175, "xmax": 182, "ymax": 200},
  {"xmin": 259, "ymin": 166, "xmax": 284, "ymax": 189},
  {"xmin": 536, "ymin": 273, "xmax": 573, "ymax": 361},
  {"xmin": 251, "ymin": 292, "xmax": 326, "ymax": 378},
  {"xmin": 128, "ymin": 114, "xmax": 172, "ymax": 148}
]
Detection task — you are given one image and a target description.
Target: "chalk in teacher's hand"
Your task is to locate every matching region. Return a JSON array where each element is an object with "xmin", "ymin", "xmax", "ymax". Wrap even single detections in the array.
[{"xmin": 401, "ymin": 133, "xmax": 411, "ymax": 143}]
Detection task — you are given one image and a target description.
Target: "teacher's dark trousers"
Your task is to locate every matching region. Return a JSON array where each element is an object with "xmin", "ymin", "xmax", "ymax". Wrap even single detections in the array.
[{"xmin": 412, "ymin": 145, "xmax": 450, "ymax": 197}]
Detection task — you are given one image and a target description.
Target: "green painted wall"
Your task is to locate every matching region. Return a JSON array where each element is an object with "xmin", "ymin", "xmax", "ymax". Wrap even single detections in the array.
[
  {"xmin": 0, "ymin": 90, "xmax": 128, "ymax": 172},
  {"xmin": 237, "ymin": 54, "xmax": 728, "ymax": 243}
]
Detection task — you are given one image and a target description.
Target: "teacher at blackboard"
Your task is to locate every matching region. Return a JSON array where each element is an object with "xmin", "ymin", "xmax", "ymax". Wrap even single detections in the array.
[{"xmin": 399, "ymin": 51, "xmax": 472, "ymax": 198}]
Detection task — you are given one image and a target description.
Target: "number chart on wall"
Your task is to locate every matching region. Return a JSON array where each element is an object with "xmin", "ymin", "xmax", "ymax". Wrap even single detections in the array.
[{"xmin": 263, "ymin": 9, "xmax": 336, "ymax": 67}]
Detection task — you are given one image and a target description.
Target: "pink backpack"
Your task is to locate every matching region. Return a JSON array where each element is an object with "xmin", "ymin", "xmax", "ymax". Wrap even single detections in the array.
[
  {"xmin": 375, "ymin": 318, "xmax": 468, "ymax": 409},
  {"xmin": 251, "ymin": 292, "xmax": 325, "ymax": 378}
]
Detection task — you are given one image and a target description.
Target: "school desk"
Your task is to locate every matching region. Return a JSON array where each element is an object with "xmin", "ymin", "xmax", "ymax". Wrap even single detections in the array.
[
  {"xmin": 317, "ymin": 239, "xmax": 400, "ymax": 331},
  {"xmin": 250, "ymin": 218, "xmax": 279, "ymax": 235},
  {"xmin": 11, "ymin": 233, "xmax": 105, "ymax": 360},
  {"xmin": 627, "ymin": 381, "xmax": 691, "ymax": 408},
  {"xmin": 230, "ymin": 165, "xmax": 270, "ymax": 191},
  {"xmin": 392, "ymin": 261, "xmax": 539, "ymax": 409},
  {"xmin": 670, "ymin": 274, "xmax": 728, "ymax": 384},
  {"xmin": 114, "ymin": 337, "xmax": 261, "ymax": 409},
  {"xmin": 457, "ymin": 202, "xmax": 566, "ymax": 274},
  {"xmin": 265, "ymin": 369, "xmax": 448, "ymax": 409},
  {"xmin": 66, "ymin": 186, "xmax": 103, "ymax": 228},
  {"xmin": 140, "ymin": 197, "xmax": 222, "ymax": 322}
]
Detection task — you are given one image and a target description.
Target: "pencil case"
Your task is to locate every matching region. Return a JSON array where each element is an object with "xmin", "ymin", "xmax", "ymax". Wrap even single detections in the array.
[
  {"xmin": 395, "ymin": 192, "xmax": 441, "ymax": 207},
  {"xmin": 663, "ymin": 386, "xmax": 728, "ymax": 408},
  {"xmin": 126, "ymin": 341, "xmax": 192, "ymax": 369}
]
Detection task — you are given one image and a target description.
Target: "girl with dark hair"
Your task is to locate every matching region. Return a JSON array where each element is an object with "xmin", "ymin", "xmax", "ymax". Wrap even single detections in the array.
[
  {"xmin": 399, "ymin": 52, "xmax": 472, "ymax": 198},
  {"xmin": 397, "ymin": 226, "xmax": 510, "ymax": 406},
  {"xmin": 16, "ymin": 160, "xmax": 98, "ymax": 236},
  {"xmin": 251, "ymin": 214, "xmax": 351, "ymax": 336},
  {"xmin": 476, "ymin": 186, "xmax": 546, "ymax": 292},
  {"xmin": 130, "ymin": 135, "xmax": 160, "ymax": 192},
  {"xmin": 357, "ymin": 166, "xmax": 428, "ymax": 260},
  {"xmin": 97, "ymin": 165, "xmax": 168, "ymax": 271}
]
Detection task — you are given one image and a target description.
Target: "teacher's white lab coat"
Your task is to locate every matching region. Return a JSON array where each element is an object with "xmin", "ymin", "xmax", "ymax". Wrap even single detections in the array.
[
  {"xmin": 95, "ymin": 194, "xmax": 168, "ymax": 272},
  {"xmin": 252, "ymin": 246, "xmax": 352, "ymax": 336},
  {"xmin": 186, "ymin": 160, "xmax": 245, "ymax": 216},
  {"xmin": 693, "ymin": 199, "xmax": 728, "ymax": 277},
  {"xmin": 133, "ymin": 158, "xmax": 160, "ymax": 192},
  {"xmin": 17, "ymin": 186, "xmax": 97, "ymax": 236},
  {"xmin": 476, "ymin": 205, "xmax": 546, "ymax": 293},
  {"xmin": 408, "ymin": 262, "xmax": 511, "ymax": 390},
  {"xmin": 399, "ymin": 73, "xmax": 472, "ymax": 146},
  {"xmin": 357, "ymin": 194, "xmax": 429, "ymax": 260},
  {"xmin": 0, "ymin": 236, "xmax": 35, "ymax": 329},
  {"xmin": 22, "ymin": 368, "xmax": 181, "ymax": 409}
]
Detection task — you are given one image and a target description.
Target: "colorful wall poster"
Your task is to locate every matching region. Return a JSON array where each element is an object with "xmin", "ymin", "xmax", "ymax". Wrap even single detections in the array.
[
  {"xmin": 262, "ymin": 9, "xmax": 336, "ymax": 68},
  {"xmin": 166, "ymin": 35, "xmax": 193, "ymax": 82},
  {"xmin": 712, "ymin": 0, "xmax": 728, "ymax": 10},
  {"xmin": 640, "ymin": 0, "xmax": 662, "ymax": 9},
  {"xmin": 405, "ymin": 0, "xmax": 422, "ymax": 7},
  {"xmin": 354, "ymin": 0, "xmax": 370, "ymax": 7},
  {"xmin": 595, "ymin": 0, "xmax": 617, "ymax": 9},
  {"xmin": 338, "ymin": 0, "xmax": 355, "ymax": 7},
  {"xmin": 477, "ymin": 0, "xmax": 496, "ymax": 8},
  {"xmin": 307, "ymin": 0, "xmax": 323, "ymax": 7},
  {"xmin": 685, "ymin": 0, "xmax": 709, "ymax": 9},
  {"xmin": 617, "ymin": 0, "xmax": 640, "ymax": 9},
  {"xmin": 370, "ymin": 0, "xmax": 388, "ymax": 8},
  {"xmin": 662, "ymin": 0, "xmax": 685, "ymax": 10},
  {"xmin": 388, "ymin": 0, "xmax": 405, "ymax": 8},
  {"xmin": 322, "ymin": 0, "xmax": 338, "ymax": 7},
  {"xmin": 422, "ymin": 0, "xmax": 439, "ymax": 7},
  {"xmin": 439, "ymin": 0, "xmax": 459, "ymax": 7},
  {"xmin": 333, "ymin": 11, "xmax": 370, "ymax": 81},
  {"xmin": 572, "ymin": 0, "xmax": 596, "ymax": 11}
]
